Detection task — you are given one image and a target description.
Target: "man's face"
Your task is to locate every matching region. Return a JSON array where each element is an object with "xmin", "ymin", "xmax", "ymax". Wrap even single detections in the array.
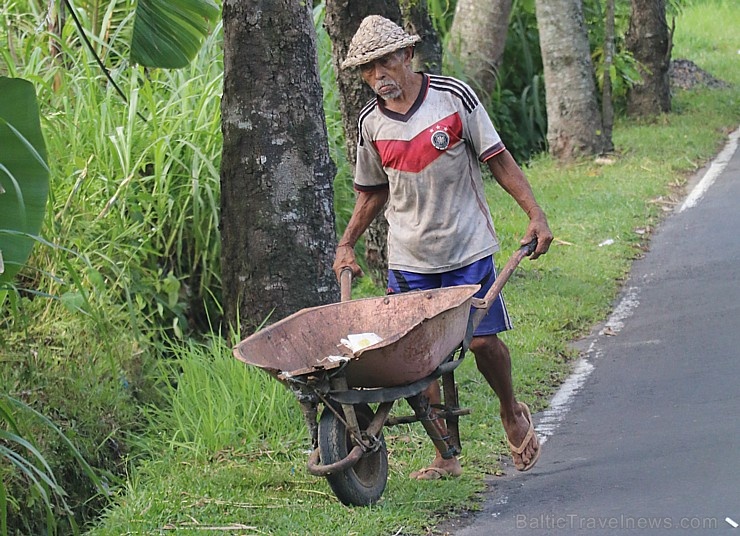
[{"xmin": 359, "ymin": 49, "xmax": 410, "ymax": 101}]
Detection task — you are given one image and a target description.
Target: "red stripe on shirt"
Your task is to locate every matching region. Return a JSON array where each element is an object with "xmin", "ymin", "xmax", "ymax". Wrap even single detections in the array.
[{"xmin": 373, "ymin": 113, "xmax": 463, "ymax": 173}]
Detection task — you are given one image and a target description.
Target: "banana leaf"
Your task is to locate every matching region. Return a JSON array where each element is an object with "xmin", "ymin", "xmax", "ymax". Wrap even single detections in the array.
[
  {"xmin": 131, "ymin": 0, "xmax": 220, "ymax": 68},
  {"xmin": 0, "ymin": 77, "xmax": 49, "ymax": 287}
]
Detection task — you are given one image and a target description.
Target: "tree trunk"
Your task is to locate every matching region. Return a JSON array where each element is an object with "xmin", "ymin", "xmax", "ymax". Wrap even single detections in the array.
[
  {"xmin": 221, "ymin": 0, "xmax": 338, "ymax": 337},
  {"xmin": 400, "ymin": 0, "xmax": 443, "ymax": 75},
  {"xmin": 448, "ymin": 0, "xmax": 512, "ymax": 98},
  {"xmin": 625, "ymin": 0, "xmax": 672, "ymax": 116},
  {"xmin": 324, "ymin": 0, "xmax": 403, "ymax": 285},
  {"xmin": 601, "ymin": 0, "xmax": 615, "ymax": 153},
  {"xmin": 535, "ymin": 0, "xmax": 604, "ymax": 160}
]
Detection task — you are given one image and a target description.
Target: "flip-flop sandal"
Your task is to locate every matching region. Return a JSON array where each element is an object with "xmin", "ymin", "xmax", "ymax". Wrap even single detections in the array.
[
  {"xmin": 507, "ymin": 402, "xmax": 541, "ymax": 472},
  {"xmin": 409, "ymin": 466, "xmax": 461, "ymax": 480}
]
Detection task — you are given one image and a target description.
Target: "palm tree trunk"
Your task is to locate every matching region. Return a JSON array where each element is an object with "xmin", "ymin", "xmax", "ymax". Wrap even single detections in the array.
[
  {"xmin": 535, "ymin": 0, "xmax": 604, "ymax": 160},
  {"xmin": 325, "ymin": 0, "xmax": 404, "ymax": 285},
  {"xmin": 448, "ymin": 0, "xmax": 512, "ymax": 98},
  {"xmin": 626, "ymin": 0, "xmax": 672, "ymax": 116}
]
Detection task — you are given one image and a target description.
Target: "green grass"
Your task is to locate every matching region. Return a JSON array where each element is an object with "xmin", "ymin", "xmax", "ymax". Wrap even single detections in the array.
[
  {"xmin": 85, "ymin": 2, "xmax": 740, "ymax": 534},
  {"xmin": 672, "ymin": 0, "xmax": 740, "ymax": 87},
  {"xmin": 143, "ymin": 336, "xmax": 306, "ymax": 457}
]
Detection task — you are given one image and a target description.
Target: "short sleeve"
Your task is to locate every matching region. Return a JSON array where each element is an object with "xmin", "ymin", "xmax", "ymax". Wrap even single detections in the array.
[{"xmin": 354, "ymin": 121, "xmax": 389, "ymax": 190}]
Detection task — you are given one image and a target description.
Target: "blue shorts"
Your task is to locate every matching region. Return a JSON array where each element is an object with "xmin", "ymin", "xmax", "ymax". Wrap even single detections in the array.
[{"xmin": 387, "ymin": 256, "xmax": 512, "ymax": 337}]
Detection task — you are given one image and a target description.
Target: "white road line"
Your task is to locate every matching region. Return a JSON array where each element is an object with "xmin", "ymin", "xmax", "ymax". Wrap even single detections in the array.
[
  {"xmin": 679, "ymin": 126, "xmax": 740, "ymax": 212},
  {"xmin": 536, "ymin": 356, "xmax": 595, "ymax": 445},
  {"xmin": 599, "ymin": 286, "xmax": 640, "ymax": 335},
  {"xmin": 536, "ymin": 288, "xmax": 640, "ymax": 444}
]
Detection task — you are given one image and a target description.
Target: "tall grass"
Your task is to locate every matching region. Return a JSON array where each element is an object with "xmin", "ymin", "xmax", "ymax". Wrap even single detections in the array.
[
  {"xmin": 2, "ymin": 1, "xmax": 223, "ymax": 530},
  {"xmin": 0, "ymin": 395, "xmax": 111, "ymax": 536},
  {"xmin": 4, "ymin": 2, "xmax": 224, "ymax": 340},
  {"xmin": 145, "ymin": 335, "xmax": 304, "ymax": 457}
]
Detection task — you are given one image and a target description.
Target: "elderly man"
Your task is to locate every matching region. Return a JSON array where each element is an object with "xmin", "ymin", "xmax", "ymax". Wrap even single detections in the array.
[{"xmin": 333, "ymin": 15, "xmax": 553, "ymax": 480}]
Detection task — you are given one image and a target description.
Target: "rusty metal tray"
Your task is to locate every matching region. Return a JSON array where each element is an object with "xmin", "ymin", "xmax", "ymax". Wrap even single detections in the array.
[{"xmin": 233, "ymin": 284, "xmax": 480, "ymax": 388}]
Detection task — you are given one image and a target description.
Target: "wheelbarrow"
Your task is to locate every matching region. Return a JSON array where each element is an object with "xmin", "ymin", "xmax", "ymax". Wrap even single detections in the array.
[{"xmin": 233, "ymin": 240, "xmax": 536, "ymax": 506}]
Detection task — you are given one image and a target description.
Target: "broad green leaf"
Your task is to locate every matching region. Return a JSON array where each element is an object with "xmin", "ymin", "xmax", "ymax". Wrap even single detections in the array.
[
  {"xmin": 131, "ymin": 0, "xmax": 220, "ymax": 68},
  {"xmin": 60, "ymin": 291, "xmax": 87, "ymax": 313},
  {"xmin": 0, "ymin": 77, "xmax": 49, "ymax": 287}
]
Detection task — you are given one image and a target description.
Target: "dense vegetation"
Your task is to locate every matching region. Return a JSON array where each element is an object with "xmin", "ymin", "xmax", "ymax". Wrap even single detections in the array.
[{"xmin": 1, "ymin": 0, "xmax": 738, "ymax": 534}]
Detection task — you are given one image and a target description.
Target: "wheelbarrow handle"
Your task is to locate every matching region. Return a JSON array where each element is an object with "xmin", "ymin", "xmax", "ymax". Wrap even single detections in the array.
[
  {"xmin": 469, "ymin": 238, "xmax": 538, "ymax": 331},
  {"xmin": 340, "ymin": 267, "xmax": 353, "ymax": 303},
  {"xmin": 521, "ymin": 237, "xmax": 538, "ymax": 257}
]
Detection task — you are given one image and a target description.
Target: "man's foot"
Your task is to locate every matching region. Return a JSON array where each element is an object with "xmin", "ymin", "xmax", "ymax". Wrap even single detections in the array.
[
  {"xmin": 409, "ymin": 457, "xmax": 462, "ymax": 480},
  {"xmin": 504, "ymin": 402, "xmax": 541, "ymax": 471}
]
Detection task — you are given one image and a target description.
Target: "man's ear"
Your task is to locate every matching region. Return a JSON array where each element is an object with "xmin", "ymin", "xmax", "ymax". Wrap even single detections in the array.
[{"xmin": 403, "ymin": 46, "xmax": 414, "ymax": 64}]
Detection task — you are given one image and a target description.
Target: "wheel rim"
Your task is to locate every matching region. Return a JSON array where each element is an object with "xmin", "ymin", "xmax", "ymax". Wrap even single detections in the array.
[
  {"xmin": 350, "ymin": 430, "xmax": 383, "ymax": 487},
  {"xmin": 319, "ymin": 403, "xmax": 388, "ymax": 505}
]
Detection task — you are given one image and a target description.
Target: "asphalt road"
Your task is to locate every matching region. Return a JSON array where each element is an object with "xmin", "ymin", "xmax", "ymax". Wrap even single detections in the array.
[{"xmin": 447, "ymin": 129, "xmax": 740, "ymax": 535}]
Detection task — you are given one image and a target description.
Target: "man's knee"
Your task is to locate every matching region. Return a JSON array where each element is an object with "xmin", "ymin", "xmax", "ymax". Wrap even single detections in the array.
[
  {"xmin": 470, "ymin": 334, "xmax": 509, "ymax": 360},
  {"xmin": 469, "ymin": 334, "xmax": 499, "ymax": 355}
]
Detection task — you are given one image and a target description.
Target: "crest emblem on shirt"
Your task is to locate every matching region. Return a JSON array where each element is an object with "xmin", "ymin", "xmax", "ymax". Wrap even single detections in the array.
[{"xmin": 430, "ymin": 128, "xmax": 450, "ymax": 151}]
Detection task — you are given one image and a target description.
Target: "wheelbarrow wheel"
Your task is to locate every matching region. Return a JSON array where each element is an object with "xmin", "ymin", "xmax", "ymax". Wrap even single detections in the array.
[{"xmin": 318, "ymin": 403, "xmax": 388, "ymax": 506}]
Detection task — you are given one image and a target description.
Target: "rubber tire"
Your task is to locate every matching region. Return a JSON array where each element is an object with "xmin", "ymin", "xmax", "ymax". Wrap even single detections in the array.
[{"xmin": 318, "ymin": 403, "xmax": 388, "ymax": 506}]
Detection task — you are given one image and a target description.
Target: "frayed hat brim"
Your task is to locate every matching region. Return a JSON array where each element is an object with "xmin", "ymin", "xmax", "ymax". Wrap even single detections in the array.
[{"xmin": 342, "ymin": 16, "xmax": 421, "ymax": 69}]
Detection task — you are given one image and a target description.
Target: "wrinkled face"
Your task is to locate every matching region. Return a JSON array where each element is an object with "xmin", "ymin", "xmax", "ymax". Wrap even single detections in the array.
[{"xmin": 359, "ymin": 48, "xmax": 411, "ymax": 101}]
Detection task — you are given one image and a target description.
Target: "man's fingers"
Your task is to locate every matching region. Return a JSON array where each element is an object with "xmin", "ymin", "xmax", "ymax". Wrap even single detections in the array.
[
  {"xmin": 521, "ymin": 232, "xmax": 551, "ymax": 260},
  {"xmin": 333, "ymin": 263, "xmax": 363, "ymax": 281}
]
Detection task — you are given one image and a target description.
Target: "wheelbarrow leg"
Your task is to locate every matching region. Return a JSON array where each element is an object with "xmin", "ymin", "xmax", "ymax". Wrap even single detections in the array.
[
  {"xmin": 406, "ymin": 392, "xmax": 458, "ymax": 459},
  {"xmin": 298, "ymin": 399, "xmax": 319, "ymax": 449},
  {"xmin": 330, "ymin": 376, "xmax": 362, "ymax": 441},
  {"xmin": 442, "ymin": 370, "xmax": 462, "ymax": 454}
]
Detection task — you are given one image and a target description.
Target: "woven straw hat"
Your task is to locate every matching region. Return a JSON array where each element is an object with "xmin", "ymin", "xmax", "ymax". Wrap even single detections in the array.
[{"xmin": 341, "ymin": 15, "xmax": 421, "ymax": 69}]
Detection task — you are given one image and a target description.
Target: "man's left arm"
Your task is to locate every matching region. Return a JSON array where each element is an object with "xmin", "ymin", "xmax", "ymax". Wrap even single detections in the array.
[{"xmin": 487, "ymin": 149, "xmax": 553, "ymax": 259}]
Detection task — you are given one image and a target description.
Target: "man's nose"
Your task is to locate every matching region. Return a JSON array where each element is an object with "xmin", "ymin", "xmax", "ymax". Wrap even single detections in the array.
[{"xmin": 371, "ymin": 64, "xmax": 385, "ymax": 79}]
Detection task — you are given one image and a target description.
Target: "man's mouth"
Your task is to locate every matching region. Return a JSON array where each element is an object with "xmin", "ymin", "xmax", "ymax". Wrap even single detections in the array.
[{"xmin": 376, "ymin": 83, "xmax": 397, "ymax": 94}]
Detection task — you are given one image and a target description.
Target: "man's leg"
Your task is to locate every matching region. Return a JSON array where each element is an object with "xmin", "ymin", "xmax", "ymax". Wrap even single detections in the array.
[
  {"xmin": 470, "ymin": 334, "xmax": 539, "ymax": 469},
  {"xmin": 409, "ymin": 335, "xmax": 539, "ymax": 479},
  {"xmin": 386, "ymin": 269, "xmax": 462, "ymax": 479},
  {"xmin": 456, "ymin": 257, "xmax": 539, "ymax": 469}
]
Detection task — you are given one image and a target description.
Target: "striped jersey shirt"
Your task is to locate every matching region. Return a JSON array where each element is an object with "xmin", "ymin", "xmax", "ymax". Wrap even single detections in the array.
[{"xmin": 354, "ymin": 73, "xmax": 504, "ymax": 273}]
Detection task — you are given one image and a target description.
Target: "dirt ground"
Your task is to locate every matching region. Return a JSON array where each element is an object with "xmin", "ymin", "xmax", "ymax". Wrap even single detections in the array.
[{"xmin": 670, "ymin": 58, "xmax": 731, "ymax": 90}]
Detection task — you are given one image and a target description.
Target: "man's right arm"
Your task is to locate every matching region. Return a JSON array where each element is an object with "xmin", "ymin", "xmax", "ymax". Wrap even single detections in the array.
[
  {"xmin": 333, "ymin": 188, "xmax": 389, "ymax": 280},
  {"xmin": 486, "ymin": 149, "xmax": 553, "ymax": 259}
]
